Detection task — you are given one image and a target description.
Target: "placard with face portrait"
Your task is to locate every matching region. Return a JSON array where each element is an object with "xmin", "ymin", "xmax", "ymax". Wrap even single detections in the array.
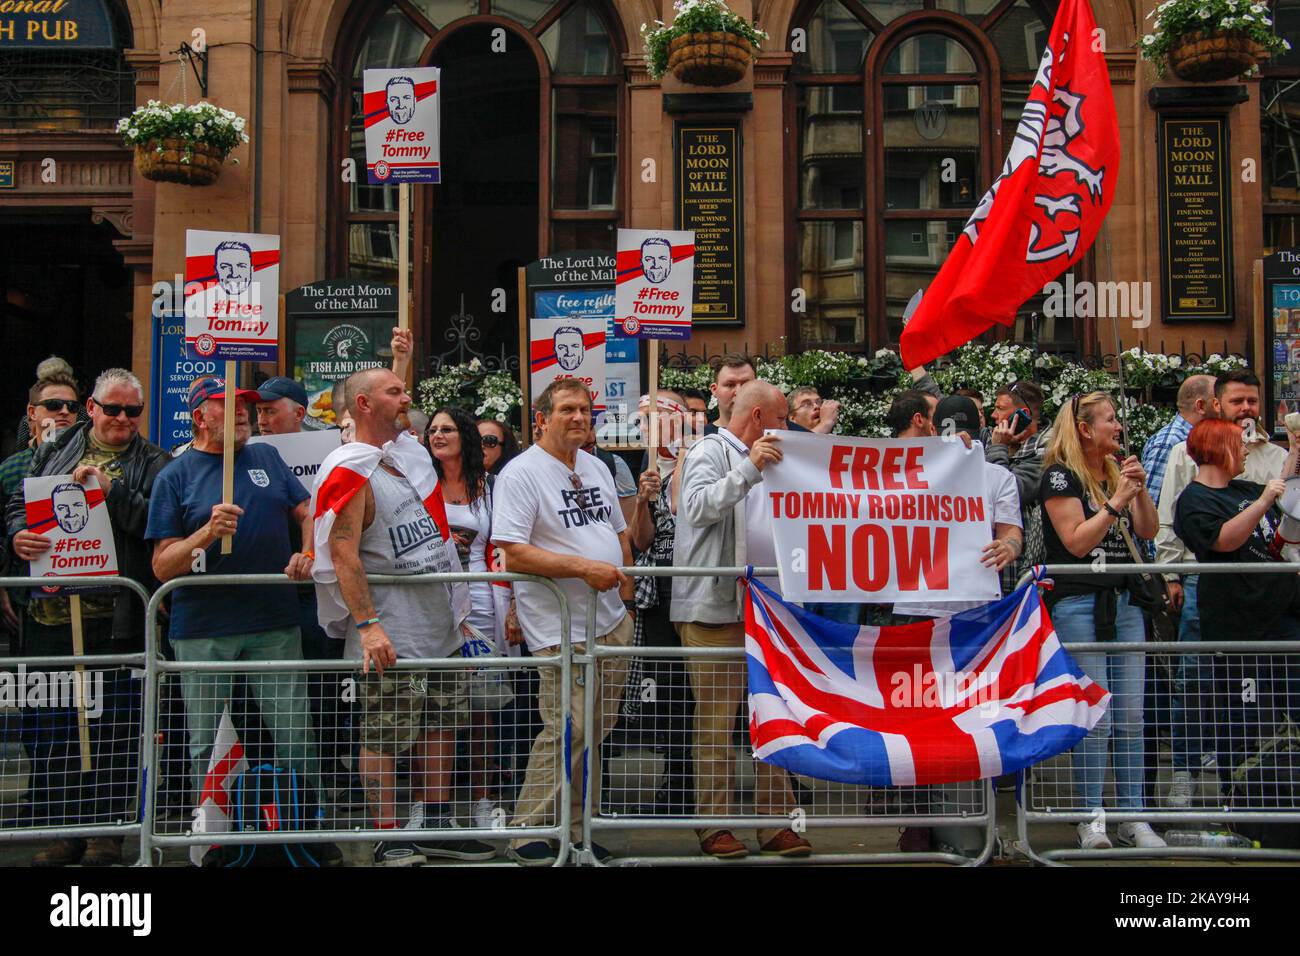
[
  {"xmin": 184, "ymin": 229, "xmax": 281, "ymax": 362},
  {"xmin": 362, "ymin": 67, "xmax": 441, "ymax": 184},
  {"xmin": 23, "ymin": 475, "xmax": 119, "ymax": 588},
  {"xmin": 614, "ymin": 228, "xmax": 695, "ymax": 340},
  {"xmin": 529, "ymin": 317, "xmax": 606, "ymax": 416}
]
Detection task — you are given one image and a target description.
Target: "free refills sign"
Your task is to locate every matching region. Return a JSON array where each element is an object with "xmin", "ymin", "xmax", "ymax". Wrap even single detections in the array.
[
  {"xmin": 363, "ymin": 67, "xmax": 441, "ymax": 184},
  {"xmin": 184, "ymin": 229, "xmax": 280, "ymax": 362}
]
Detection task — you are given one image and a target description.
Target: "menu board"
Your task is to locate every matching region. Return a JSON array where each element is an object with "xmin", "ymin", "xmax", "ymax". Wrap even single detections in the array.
[{"xmin": 675, "ymin": 122, "xmax": 743, "ymax": 326}]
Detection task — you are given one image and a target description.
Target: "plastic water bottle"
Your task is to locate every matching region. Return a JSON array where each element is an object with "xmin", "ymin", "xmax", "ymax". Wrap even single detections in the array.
[{"xmin": 1163, "ymin": 830, "xmax": 1258, "ymax": 849}]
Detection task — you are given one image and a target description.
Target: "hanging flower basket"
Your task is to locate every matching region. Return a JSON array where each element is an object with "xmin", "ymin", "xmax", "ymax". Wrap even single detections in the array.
[
  {"xmin": 641, "ymin": 0, "xmax": 767, "ymax": 85},
  {"xmin": 667, "ymin": 30, "xmax": 753, "ymax": 86},
  {"xmin": 1168, "ymin": 29, "xmax": 1270, "ymax": 81},
  {"xmin": 1140, "ymin": 0, "xmax": 1291, "ymax": 80},
  {"xmin": 134, "ymin": 138, "xmax": 225, "ymax": 186},
  {"xmin": 117, "ymin": 100, "xmax": 249, "ymax": 187}
]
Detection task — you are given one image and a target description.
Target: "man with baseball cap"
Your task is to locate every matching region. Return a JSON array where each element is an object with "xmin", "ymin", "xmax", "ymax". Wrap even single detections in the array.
[
  {"xmin": 255, "ymin": 376, "xmax": 310, "ymax": 436},
  {"xmin": 146, "ymin": 376, "xmax": 339, "ymax": 863}
]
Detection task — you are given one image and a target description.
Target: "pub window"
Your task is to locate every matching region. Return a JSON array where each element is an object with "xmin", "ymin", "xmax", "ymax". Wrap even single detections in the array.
[
  {"xmin": 1263, "ymin": 0, "xmax": 1300, "ymax": 254},
  {"xmin": 0, "ymin": 0, "xmax": 134, "ymax": 131},
  {"xmin": 791, "ymin": 0, "xmax": 1061, "ymax": 351},
  {"xmin": 333, "ymin": 0, "xmax": 623, "ymax": 286}
]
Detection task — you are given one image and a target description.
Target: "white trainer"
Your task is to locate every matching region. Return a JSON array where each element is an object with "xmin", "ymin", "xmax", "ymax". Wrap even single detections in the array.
[
  {"xmin": 1077, "ymin": 819, "xmax": 1112, "ymax": 850},
  {"xmin": 1117, "ymin": 822, "xmax": 1167, "ymax": 849},
  {"xmin": 473, "ymin": 797, "xmax": 498, "ymax": 831},
  {"xmin": 1166, "ymin": 771, "xmax": 1194, "ymax": 809}
]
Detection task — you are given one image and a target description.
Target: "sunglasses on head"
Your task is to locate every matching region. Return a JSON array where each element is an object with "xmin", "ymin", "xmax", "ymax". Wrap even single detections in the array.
[
  {"xmin": 35, "ymin": 399, "xmax": 78, "ymax": 413},
  {"xmin": 480, "ymin": 435, "xmax": 501, "ymax": 448},
  {"xmin": 92, "ymin": 397, "xmax": 144, "ymax": 419}
]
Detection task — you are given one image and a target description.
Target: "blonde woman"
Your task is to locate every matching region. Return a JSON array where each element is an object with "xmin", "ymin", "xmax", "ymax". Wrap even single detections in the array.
[{"xmin": 1039, "ymin": 391, "xmax": 1165, "ymax": 851}]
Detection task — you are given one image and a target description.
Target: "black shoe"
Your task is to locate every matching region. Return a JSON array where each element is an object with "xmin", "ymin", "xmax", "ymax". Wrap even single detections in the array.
[
  {"xmin": 575, "ymin": 841, "xmax": 612, "ymax": 864},
  {"xmin": 507, "ymin": 841, "xmax": 559, "ymax": 867},
  {"xmin": 374, "ymin": 841, "xmax": 426, "ymax": 866},
  {"xmin": 411, "ymin": 818, "xmax": 496, "ymax": 861}
]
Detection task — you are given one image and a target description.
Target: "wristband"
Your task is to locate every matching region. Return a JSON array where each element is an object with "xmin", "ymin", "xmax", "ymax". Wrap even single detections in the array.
[
  {"xmin": 1103, "ymin": 501, "xmax": 1122, "ymax": 519},
  {"xmin": 357, "ymin": 617, "xmax": 381, "ymax": 629},
  {"xmin": 301, "ymin": 550, "xmax": 314, "ymax": 560}
]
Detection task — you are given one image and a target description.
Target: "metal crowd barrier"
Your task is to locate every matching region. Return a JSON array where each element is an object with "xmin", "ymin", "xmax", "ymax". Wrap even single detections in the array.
[
  {"xmin": 580, "ymin": 567, "xmax": 996, "ymax": 867},
  {"xmin": 139, "ymin": 571, "xmax": 573, "ymax": 868},
  {"xmin": 0, "ymin": 576, "xmax": 152, "ymax": 852},
  {"xmin": 1015, "ymin": 562, "xmax": 1300, "ymax": 865}
]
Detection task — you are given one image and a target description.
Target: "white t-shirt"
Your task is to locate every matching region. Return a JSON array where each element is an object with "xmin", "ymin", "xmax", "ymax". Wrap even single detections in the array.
[
  {"xmin": 492, "ymin": 444, "xmax": 628, "ymax": 651},
  {"xmin": 445, "ymin": 498, "xmax": 495, "ymax": 637},
  {"xmin": 892, "ymin": 455, "xmax": 1022, "ymax": 619}
]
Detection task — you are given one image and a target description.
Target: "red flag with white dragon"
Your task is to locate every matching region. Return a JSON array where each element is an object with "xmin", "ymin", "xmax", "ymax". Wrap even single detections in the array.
[{"xmin": 899, "ymin": 0, "xmax": 1119, "ymax": 369}]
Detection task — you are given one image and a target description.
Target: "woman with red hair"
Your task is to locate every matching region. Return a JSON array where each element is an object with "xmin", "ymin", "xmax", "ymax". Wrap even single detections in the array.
[{"xmin": 1173, "ymin": 416, "xmax": 1300, "ymax": 778}]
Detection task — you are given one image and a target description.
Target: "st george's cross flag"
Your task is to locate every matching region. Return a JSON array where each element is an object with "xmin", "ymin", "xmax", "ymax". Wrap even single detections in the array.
[
  {"xmin": 190, "ymin": 704, "xmax": 248, "ymax": 866},
  {"xmin": 310, "ymin": 431, "xmax": 469, "ymax": 631},
  {"xmin": 899, "ymin": 0, "xmax": 1118, "ymax": 369},
  {"xmin": 745, "ymin": 572, "xmax": 1108, "ymax": 786}
]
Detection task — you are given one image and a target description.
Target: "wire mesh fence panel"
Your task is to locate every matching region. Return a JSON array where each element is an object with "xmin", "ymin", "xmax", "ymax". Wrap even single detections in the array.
[
  {"xmin": 151, "ymin": 659, "xmax": 562, "ymax": 866},
  {"xmin": 0, "ymin": 663, "xmax": 144, "ymax": 840}
]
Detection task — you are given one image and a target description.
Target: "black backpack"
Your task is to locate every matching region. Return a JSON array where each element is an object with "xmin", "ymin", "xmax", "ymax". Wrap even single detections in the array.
[
  {"xmin": 1229, "ymin": 716, "xmax": 1300, "ymax": 849},
  {"xmin": 203, "ymin": 763, "xmax": 322, "ymax": 867}
]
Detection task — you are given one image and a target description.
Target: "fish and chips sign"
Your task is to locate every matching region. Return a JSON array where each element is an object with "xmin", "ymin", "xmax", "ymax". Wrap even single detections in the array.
[{"xmin": 762, "ymin": 432, "xmax": 1000, "ymax": 604}]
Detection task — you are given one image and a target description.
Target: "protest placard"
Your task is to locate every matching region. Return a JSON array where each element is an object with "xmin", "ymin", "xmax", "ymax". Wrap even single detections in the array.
[
  {"xmin": 184, "ymin": 229, "xmax": 281, "ymax": 362},
  {"xmin": 614, "ymin": 228, "xmax": 695, "ymax": 341},
  {"xmin": 249, "ymin": 429, "xmax": 342, "ymax": 487},
  {"xmin": 23, "ymin": 474, "xmax": 119, "ymax": 583},
  {"xmin": 529, "ymin": 317, "xmax": 606, "ymax": 415},
  {"xmin": 761, "ymin": 431, "xmax": 1000, "ymax": 604},
  {"xmin": 362, "ymin": 67, "xmax": 441, "ymax": 184}
]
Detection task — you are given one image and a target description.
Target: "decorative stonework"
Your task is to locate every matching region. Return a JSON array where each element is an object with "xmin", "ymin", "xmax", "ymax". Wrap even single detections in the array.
[
  {"xmin": 124, "ymin": 48, "xmax": 160, "ymax": 86},
  {"xmin": 1107, "ymin": 51, "xmax": 1137, "ymax": 85},
  {"xmin": 624, "ymin": 53, "xmax": 656, "ymax": 88},
  {"xmin": 754, "ymin": 51, "xmax": 792, "ymax": 88},
  {"xmin": 288, "ymin": 59, "xmax": 337, "ymax": 101},
  {"xmin": 91, "ymin": 204, "xmax": 135, "ymax": 238}
]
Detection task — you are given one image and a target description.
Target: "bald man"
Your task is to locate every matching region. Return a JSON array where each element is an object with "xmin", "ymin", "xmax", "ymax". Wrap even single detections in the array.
[{"xmin": 670, "ymin": 380, "xmax": 811, "ymax": 860}]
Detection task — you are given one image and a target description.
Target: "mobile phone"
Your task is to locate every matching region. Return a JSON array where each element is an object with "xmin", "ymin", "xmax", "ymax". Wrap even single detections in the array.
[{"xmin": 1010, "ymin": 407, "xmax": 1032, "ymax": 435}]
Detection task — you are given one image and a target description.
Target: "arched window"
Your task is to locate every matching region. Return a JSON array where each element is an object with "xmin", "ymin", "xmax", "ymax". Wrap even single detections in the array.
[
  {"xmin": 332, "ymin": 0, "xmax": 624, "ymax": 291},
  {"xmin": 1263, "ymin": 0, "xmax": 1300, "ymax": 253},
  {"xmin": 790, "ymin": 0, "xmax": 1076, "ymax": 352}
]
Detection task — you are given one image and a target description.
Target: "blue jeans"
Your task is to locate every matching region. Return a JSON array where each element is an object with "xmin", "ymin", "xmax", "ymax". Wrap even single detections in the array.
[
  {"xmin": 806, "ymin": 602, "xmax": 863, "ymax": 625},
  {"xmin": 1169, "ymin": 576, "xmax": 1215, "ymax": 772},
  {"xmin": 1052, "ymin": 591, "xmax": 1147, "ymax": 810}
]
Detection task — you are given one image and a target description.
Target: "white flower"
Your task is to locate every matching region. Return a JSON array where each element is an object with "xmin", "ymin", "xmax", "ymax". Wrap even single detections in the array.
[
  {"xmin": 127, "ymin": 128, "xmax": 139, "ymax": 139},
  {"xmin": 1250, "ymin": 2, "xmax": 1264, "ymax": 12},
  {"xmin": 1197, "ymin": 6, "xmax": 1211, "ymax": 17},
  {"xmin": 1284, "ymin": 38, "xmax": 1293, "ymax": 50}
]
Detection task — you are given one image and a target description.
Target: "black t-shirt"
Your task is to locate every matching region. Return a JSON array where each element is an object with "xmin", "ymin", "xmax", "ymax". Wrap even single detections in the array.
[
  {"xmin": 1173, "ymin": 480, "xmax": 1299, "ymax": 639},
  {"xmin": 1039, "ymin": 464, "xmax": 1133, "ymax": 599}
]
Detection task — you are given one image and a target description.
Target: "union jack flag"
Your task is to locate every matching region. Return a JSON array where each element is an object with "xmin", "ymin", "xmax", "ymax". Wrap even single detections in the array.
[{"xmin": 745, "ymin": 572, "xmax": 1108, "ymax": 786}]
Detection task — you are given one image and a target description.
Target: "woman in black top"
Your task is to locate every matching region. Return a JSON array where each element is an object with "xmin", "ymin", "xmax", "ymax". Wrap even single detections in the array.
[
  {"xmin": 1039, "ymin": 391, "xmax": 1163, "ymax": 850},
  {"xmin": 1173, "ymin": 416, "xmax": 1300, "ymax": 777}
]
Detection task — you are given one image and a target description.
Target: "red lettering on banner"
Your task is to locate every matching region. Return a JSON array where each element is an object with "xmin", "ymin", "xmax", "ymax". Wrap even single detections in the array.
[
  {"xmin": 881, "ymin": 448, "xmax": 905, "ymax": 490},
  {"xmin": 803, "ymin": 492, "xmax": 824, "ymax": 519},
  {"xmin": 829, "ymin": 446, "xmax": 852, "ymax": 490},
  {"xmin": 901, "ymin": 496, "xmax": 916, "ymax": 520},
  {"xmin": 894, "ymin": 526, "xmax": 949, "ymax": 591},
  {"xmin": 827, "ymin": 494, "xmax": 846, "ymax": 520},
  {"xmin": 867, "ymin": 495, "xmax": 883, "ymax": 519},
  {"xmin": 770, "ymin": 491, "xmax": 783, "ymax": 518},
  {"xmin": 967, "ymin": 497, "xmax": 985, "ymax": 523},
  {"xmin": 808, "ymin": 525, "xmax": 846, "ymax": 591},
  {"xmin": 852, "ymin": 446, "xmax": 878, "ymax": 490},
  {"xmin": 851, "ymin": 524, "xmax": 890, "ymax": 591},
  {"xmin": 904, "ymin": 447, "xmax": 928, "ymax": 489},
  {"xmin": 885, "ymin": 497, "xmax": 900, "ymax": 521}
]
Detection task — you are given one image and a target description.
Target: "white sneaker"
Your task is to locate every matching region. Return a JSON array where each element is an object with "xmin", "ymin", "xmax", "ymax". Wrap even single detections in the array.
[
  {"xmin": 1077, "ymin": 819, "xmax": 1112, "ymax": 850},
  {"xmin": 473, "ymin": 797, "xmax": 498, "ymax": 831},
  {"xmin": 1166, "ymin": 771, "xmax": 1194, "ymax": 809},
  {"xmin": 1117, "ymin": 822, "xmax": 1167, "ymax": 849},
  {"xmin": 405, "ymin": 801, "xmax": 425, "ymax": 830}
]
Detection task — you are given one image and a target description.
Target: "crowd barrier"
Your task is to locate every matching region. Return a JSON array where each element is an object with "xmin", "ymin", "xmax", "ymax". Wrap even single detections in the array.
[
  {"xmin": 0, "ymin": 576, "xmax": 152, "ymax": 851},
  {"xmin": 3, "ymin": 564, "xmax": 1300, "ymax": 867}
]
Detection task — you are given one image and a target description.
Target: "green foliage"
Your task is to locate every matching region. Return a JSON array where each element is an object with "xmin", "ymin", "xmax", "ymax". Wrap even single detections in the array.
[
  {"xmin": 117, "ymin": 101, "xmax": 250, "ymax": 156},
  {"xmin": 1140, "ymin": 0, "xmax": 1291, "ymax": 77},
  {"xmin": 639, "ymin": 0, "xmax": 769, "ymax": 80},
  {"xmin": 416, "ymin": 359, "xmax": 522, "ymax": 427}
]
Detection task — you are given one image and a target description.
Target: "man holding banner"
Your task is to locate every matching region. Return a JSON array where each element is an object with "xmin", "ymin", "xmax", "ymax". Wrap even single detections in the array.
[
  {"xmin": 671, "ymin": 380, "xmax": 811, "ymax": 860},
  {"xmin": 6, "ymin": 369, "xmax": 169, "ymax": 867}
]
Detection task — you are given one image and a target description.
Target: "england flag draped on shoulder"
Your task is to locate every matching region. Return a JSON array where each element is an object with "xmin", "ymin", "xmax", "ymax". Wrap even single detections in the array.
[
  {"xmin": 745, "ymin": 571, "xmax": 1108, "ymax": 786},
  {"xmin": 310, "ymin": 431, "xmax": 470, "ymax": 629}
]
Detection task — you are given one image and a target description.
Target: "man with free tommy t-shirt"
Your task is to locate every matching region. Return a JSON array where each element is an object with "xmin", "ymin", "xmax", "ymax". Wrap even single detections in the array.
[
  {"xmin": 492, "ymin": 378, "xmax": 635, "ymax": 866},
  {"xmin": 145, "ymin": 376, "xmax": 337, "ymax": 861}
]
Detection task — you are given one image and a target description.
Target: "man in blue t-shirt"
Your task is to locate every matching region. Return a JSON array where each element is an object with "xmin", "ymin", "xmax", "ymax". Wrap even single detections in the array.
[{"xmin": 146, "ymin": 376, "xmax": 324, "ymax": 830}]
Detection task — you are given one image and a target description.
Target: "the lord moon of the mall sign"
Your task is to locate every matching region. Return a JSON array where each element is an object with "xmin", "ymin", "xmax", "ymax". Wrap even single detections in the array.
[{"xmin": 676, "ymin": 123, "xmax": 743, "ymax": 326}]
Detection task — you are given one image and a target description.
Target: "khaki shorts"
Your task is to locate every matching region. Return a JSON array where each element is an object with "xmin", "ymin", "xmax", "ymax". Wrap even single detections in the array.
[{"xmin": 358, "ymin": 670, "xmax": 471, "ymax": 756}]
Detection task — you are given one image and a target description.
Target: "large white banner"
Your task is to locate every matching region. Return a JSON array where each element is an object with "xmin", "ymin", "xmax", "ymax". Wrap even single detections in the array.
[
  {"xmin": 363, "ymin": 67, "xmax": 441, "ymax": 184},
  {"xmin": 528, "ymin": 317, "xmax": 606, "ymax": 415},
  {"xmin": 249, "ymin": 429, "xmax": 343, "ymax": 488},
  {"xmin": 762, "ymin": 431, "xmax": 999, "ymax": 604},
  {"xmin": 184, "ymin": 229, "xmax": 280, "ymax": 362}
]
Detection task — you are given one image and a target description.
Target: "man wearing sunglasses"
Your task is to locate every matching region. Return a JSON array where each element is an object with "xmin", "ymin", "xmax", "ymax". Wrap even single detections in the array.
[{"xmin": 4, "ymin": 368, "xmax": 170, "ymax": 867}]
